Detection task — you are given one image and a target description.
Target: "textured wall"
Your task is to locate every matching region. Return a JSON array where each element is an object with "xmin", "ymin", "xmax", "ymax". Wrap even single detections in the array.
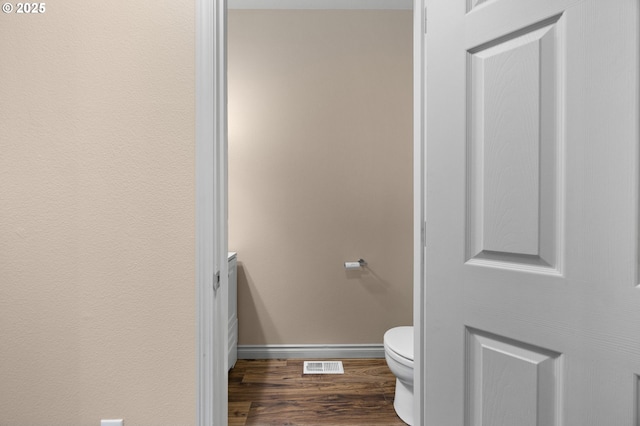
[
  {"xmin": 228, "ymin": 10, "xmax": 413, "ymax": 345},
  {"xmin": 0, "ymin": 2, "xmax": 195, "ymax": 425}
]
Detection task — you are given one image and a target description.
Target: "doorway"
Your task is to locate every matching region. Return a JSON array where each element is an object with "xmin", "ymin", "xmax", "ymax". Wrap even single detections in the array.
[
  {"xmin": 195, "ymin": 1, "xmax": 426, "ymax": 425},
  {"xmin": 227, "ymin": 5, "xmax": 414, "ymax": 357}
]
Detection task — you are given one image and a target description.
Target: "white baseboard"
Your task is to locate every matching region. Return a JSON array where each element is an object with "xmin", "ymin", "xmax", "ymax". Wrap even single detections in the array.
[{"xmin": 237, "ymin": 344, "xmax": 385, "ymax": 359}]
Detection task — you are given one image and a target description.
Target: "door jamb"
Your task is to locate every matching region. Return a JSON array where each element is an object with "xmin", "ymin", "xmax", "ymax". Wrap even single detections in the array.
[
  {"xmin": 413, "ymin": 1, "xmax": 426, "ymax": 424},
  {"xmin": 196, "ymin": 0, "xmax": 228, "ymax": 425}
]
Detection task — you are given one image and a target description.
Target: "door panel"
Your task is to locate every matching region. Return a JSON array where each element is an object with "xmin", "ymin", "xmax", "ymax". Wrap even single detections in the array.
[
  {"xmin": 465, "ymin": 328, "xmax": 562, "ymax": 426},
  {"xmin": 425, "ymin": 0, "xmax": 640, "ymax": 424},
  {"xmin": 467, "ymin": 15, "xmax": 562, "ymax": 271}
]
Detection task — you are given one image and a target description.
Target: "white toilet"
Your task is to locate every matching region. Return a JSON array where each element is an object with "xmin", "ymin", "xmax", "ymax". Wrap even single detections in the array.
[{"xmin": 384, "ymin": 326, "xmax": 414, "ymax": 425}]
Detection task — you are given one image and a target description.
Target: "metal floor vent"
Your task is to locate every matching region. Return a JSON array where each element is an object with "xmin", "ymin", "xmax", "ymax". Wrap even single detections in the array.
[{"xmin": 303, "ymin": 361, "xmax": 344, "ymax": 374}]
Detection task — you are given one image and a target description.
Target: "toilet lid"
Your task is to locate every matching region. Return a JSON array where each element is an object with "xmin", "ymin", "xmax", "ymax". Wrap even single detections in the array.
[{"xmin": 384, "ymin": 326, "xmax": 413, "ymax": 360}]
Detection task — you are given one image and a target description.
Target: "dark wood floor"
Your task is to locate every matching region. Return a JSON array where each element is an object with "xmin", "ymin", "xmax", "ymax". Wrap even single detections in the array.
[{"xmin": 228, "ymin": 358, "xmax": 406, "ymax": 425}]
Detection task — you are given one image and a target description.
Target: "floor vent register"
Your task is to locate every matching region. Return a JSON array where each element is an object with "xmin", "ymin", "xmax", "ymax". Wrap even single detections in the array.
[{"xmin": 303, "ymin": 361, "xmax": 344, "ymax": 374}]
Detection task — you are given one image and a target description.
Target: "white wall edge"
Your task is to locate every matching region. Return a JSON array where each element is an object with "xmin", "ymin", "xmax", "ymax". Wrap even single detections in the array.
[
  {"xmin": 238, "ymin": 344, "xmax": 385, "ymax": 359},
  {"xmin": 229, "ymin": 0, "xmax": 412, "ymax": 10}
]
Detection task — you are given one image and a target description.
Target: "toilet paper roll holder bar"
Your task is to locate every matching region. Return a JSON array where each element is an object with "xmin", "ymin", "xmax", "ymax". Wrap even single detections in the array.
[{"xmin": 344, "ymin": 258, "xmax": 367, "ymax": 269}]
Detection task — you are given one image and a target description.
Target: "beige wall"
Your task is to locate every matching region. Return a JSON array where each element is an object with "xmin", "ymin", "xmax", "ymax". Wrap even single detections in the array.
[
  {"xmin": 228, "ymin": 10, "xmax": 413, "ymax": 345},
  {"xmin": 0, "ymin": 2, "xmax": 195, "ymax": 425}
]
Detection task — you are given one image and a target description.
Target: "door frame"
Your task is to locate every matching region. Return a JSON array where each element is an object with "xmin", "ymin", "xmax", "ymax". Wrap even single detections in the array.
[
  {"xmin": 196, "ymin": 0, "xmax": 229, "ymax": 425},
  {"xmin": 195, "ymin": 0, "xmax": 427, "ymax": 424},
  {"xmin": 413, "ymin": 1, "xmax": 426, "ymax": 424}
]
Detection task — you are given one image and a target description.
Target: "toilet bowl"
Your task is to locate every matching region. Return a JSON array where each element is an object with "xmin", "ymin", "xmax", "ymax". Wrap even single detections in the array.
[{"xmin": 384, "ymin": 326, "xmax": 414, "ymax": 426}]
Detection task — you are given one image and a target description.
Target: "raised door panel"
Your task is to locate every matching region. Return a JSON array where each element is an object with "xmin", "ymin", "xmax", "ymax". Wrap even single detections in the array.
[
  {"xmin": 465, "ymin": 328, "xmax": 561, "ymax": 426},
  {"xmin": 466, "ymin": 16, "xmax": 563, "ymax": 273}
]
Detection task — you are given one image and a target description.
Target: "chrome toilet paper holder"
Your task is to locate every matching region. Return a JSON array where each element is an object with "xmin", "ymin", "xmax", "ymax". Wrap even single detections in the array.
[{"xmin": 344, "ymin": 258, "xmax": 367, "ymax": 269}]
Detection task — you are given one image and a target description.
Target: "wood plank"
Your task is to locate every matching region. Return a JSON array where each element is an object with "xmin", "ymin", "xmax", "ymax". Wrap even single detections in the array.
[
  {"xmin": 228, "ymin": 401, "xmax": 251, "ymax": 426},
  {"xmin": 232, "ymin": 382, "xmax": 392, "ymax": 402},
  {"xmin": 246, "ymin": 400, "xmax": 404, "ymax": 425}
]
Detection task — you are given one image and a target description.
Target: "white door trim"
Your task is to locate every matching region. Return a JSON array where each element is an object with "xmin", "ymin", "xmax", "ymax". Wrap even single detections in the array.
[
  {"xmin": 412, "ymin": 1, "xmax": 426, "ymax": 425},
  {"xmin": 196, "ymin": 0, "xmax": 228, "ymax": 425}
]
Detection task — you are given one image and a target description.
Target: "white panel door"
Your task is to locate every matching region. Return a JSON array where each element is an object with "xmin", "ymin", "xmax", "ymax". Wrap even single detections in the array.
[{"xmin": 425, "ymin": 0, "xmax": 639, "ymax": 424}]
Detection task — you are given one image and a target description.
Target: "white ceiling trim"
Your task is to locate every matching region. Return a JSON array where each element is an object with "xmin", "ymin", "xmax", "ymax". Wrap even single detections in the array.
[{"xmin": 228, "ymin": 0, "xmax": 412, "ymax": 10}]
